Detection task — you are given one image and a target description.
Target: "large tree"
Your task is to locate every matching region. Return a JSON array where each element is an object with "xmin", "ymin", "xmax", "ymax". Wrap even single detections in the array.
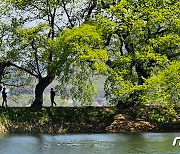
[
  {"xmin": 1, "ymin": 0, "xmax": 180, "ymax": 110},
  {"xmin": 0, "ymin": 0, "xmax": 108, "ymax": 107},
  {"xmin": 98, "ymin": 0, "xmax": 180, "ymax": 107}
]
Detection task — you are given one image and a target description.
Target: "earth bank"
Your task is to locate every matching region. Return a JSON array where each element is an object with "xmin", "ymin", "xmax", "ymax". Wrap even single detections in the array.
[{"xmin": 0, "ymin": 107, "xmax": 179, "ymax": 134}]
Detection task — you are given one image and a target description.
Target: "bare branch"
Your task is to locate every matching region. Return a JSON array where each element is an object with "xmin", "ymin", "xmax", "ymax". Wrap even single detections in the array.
[
  {"xmin": 2, "ymin": 82, "xmax": 26, "ymax": 87},
  {"xmin": 62, "ymin": 0, "xmax": 74, "ymax": 28}
]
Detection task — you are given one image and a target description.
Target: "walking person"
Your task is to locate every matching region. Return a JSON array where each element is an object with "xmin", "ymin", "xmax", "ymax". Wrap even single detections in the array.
[
  {"xmin": 50, "ymin": 88, "xmax": 56, "ymax": 107},
  {"xmin": 2, "ymin": 88, "xmax": 7, "ymax": 107}
]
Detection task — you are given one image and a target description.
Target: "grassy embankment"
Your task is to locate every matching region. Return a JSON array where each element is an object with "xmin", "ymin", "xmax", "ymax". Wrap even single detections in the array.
[
  {"xmin": 0, "ymin": 107, "xmax": 117, "ymax": 133},
  {"xmin": 0, "ymin": 106, "xmax": 180, "ymax": 134}
]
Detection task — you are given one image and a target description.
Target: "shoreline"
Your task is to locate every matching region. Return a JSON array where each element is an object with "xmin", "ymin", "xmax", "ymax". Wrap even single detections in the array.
[{"xmin": 0, "ymin": 107, "xmax": 179, "ymax": 134}]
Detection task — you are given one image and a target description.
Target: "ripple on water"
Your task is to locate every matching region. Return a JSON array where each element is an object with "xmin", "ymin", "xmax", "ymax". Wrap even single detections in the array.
[{"xmin": 0, "ymin": 133, "xmax": 179, "ymax": 154}]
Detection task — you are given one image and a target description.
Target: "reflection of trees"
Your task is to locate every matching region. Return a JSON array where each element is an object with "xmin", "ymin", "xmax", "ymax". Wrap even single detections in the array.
[
  {"xmin": 33, "ymin": 134, "xmax": 58, "ymax": 153},
  {"xmin": 111, "ymin": 133, "xmax": 147, "ymax": 153},
  {"xmin": 0, "ymin": 133, "xmax": 176, "ymax": 153},
  {"xmin": 0, "ymin": 134, "xmax": 44, "ymax": 153},
  {"xmin": 114, "ymin": 133, "xmax": 176, "ymax": 153}
]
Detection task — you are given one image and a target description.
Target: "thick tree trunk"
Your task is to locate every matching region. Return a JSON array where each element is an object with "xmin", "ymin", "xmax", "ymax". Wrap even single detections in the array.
[
  {"xmin": 135, "ymin": 63, "xmax": 150, "ymax": 85},
  {"xmin": 31, "ymin": 75, "xmax": 55, "ymax": 108},
  {"xmin": 116, "ymin": 63, "xmax": 149, "ymax": 109}
]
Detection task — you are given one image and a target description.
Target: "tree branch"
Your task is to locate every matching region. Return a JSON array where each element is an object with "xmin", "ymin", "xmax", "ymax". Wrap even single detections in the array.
[
  {"xmin": 101, "ymin": 0, "xmax": 116, "ymax": 9},
  {"xmin": 31, "ymin": 39, "xmax": 42, "ymax": 78},
  {"xmin": 167, "ymin": 52, "xmax": 180, "ymax": 59},
  {"xmin": 0, "ymin": 61, "xmax": 10, "ymax": 82},
  {"xmin": 104, "ymin": 33, "xmax": 112, "ymax": 46},
  {"xmin": 9, "ymin": 62, "xmax": 39, "ymax": 78},
  {"xmin": 1, "ymin": 82, "xmax": 26, "ymax": 87},
  {"xmin": 62, "ymin": 0, "xmax": 74, "ymax": 28},
  {"xmin": 85, "ymin": 0, "xmax": 97, "ymax": 21}
]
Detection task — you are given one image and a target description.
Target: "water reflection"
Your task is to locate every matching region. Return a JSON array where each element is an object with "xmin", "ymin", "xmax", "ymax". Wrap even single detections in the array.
[{"xmin": 0, "ymin": 133, "xmax": 179, "ymax": 154}]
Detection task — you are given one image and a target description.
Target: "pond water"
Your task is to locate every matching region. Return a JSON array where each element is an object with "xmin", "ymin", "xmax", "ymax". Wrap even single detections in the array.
[{"xmin": 0, "ymin": 133, "xmax": 179, "ymax": 154}]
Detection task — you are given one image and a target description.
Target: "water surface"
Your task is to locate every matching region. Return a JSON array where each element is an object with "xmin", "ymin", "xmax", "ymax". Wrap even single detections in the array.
[{"xmin": 0, "ymin": 133, "xmax": 179, "ymax": 154}]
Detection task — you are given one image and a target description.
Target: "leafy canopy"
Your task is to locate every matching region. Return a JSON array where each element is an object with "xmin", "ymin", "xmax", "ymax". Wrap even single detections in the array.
[{"xmin": 103, "ymin": 0, "xmax": 180, "ymax": 107}]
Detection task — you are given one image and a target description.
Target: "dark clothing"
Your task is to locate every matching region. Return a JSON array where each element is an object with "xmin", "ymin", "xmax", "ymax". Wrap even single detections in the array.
[
  {"xmin": 2, "ymin": 89, "xmax": 7, "ymax": 107},
  {"xmin": 2, "ymin": 90, "xmax": 7, "ymax": 98},
  {"xmin": 50, "ymin": 91, "xmax": 55, "ymax": 98},
  {"xmin": 50, "ymin": 90, "xmax": 56, "ymax": 107}
]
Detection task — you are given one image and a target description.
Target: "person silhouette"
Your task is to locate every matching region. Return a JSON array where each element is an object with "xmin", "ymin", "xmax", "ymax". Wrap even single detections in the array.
[
  {"xmin": 50, "ymin": 88, "xmax": 56, "ymax": 107},
  {"xmin": 2, "ymin": 87, "xmax": 7, "ymax": 107}
]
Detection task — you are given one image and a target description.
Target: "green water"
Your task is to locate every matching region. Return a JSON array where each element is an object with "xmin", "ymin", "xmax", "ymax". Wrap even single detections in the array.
[{"xmin": 0, "ymin": 133, "xmax": 179, "ymax": 154}]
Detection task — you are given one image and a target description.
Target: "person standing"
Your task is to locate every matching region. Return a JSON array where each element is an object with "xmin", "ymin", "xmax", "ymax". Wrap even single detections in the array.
[
  {"xmin": 50, "ymin": 88, "xmax": 56, "ymax": 107},
  {"xmin": 2, "ymin": 88, "xmax": 7, "ymax": 107}
]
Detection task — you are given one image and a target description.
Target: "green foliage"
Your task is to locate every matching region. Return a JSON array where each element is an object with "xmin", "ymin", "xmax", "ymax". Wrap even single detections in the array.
[
  {"xmin": 141, "ymin": 61, "xmax": 180, "ymax": 105},
  {"xmin": 55, "ymin": 24, "xmax": 108, "ymax": 72},
  {"xmin": 0, "ymin": 0, "xmax": 110, "ymax": 105},
  {"xmin": 16, "ymin": 23, "xmax": 52, "ymax": 63},
  {"xmin": 0, "ymin": 107, "xmax": 116, "ymax": 126},
  {"xmin": 10, "ymin": 0, "xmax": 35, "ymax": 8},
  {"xmin": 0, "ymin": 0, "xmax": 180, "ymax": 118},
  {"xmin": 148, "ymin": 106, "xmax": 177, "ymax": 123},
  {"xmin": 104, "ymin": 0, "xmax": 180, "ymax": 108},
  {"xmin": 53, "ymin": 24, "xmax": 108, "ymax": 103}
]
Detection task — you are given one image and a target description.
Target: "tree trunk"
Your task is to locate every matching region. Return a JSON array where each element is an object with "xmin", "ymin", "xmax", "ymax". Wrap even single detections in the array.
[
  {"xmin": 31, "ymin": 75, "xmax": 55, "ymax": 108},
  {"xmin": 135, "ymin": 63, "xmax": 150, "ymax": 85},
  {"xmin": 0, "ymin": 61, "xmax": 10, "ymax": 90}
]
